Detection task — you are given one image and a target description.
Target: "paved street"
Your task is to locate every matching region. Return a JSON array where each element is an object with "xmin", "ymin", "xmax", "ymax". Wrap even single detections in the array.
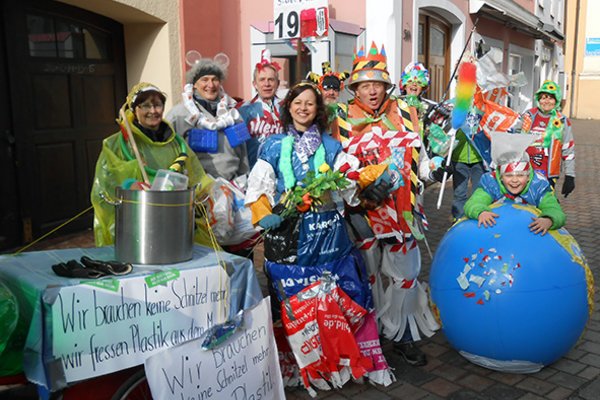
[
  {"xmin": 8, "ymin": 119, "xmax": 600, "ymax": 399},
  {"xmin": 286, "ymin": 119, "xmax": 600, "ymax": 400}
]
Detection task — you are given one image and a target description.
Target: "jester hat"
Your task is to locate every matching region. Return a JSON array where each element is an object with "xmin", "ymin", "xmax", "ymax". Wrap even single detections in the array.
[
  {"xmin": 307, "ymin": 61, "xmax": 349, "ymax": 91},
  {"xmin": 348, "ymin": 42, "xmax": 392, "ymax": 89},
  {"xmin": 400, "ymin": 62, "xmax": 430, "ymax": 89},
  {"xmin": 535, "ymin": 80, "xmax": 562, "ymax": 111}
]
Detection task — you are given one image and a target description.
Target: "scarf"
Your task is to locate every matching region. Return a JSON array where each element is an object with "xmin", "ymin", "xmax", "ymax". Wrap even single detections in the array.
[
  {"xmin": 280, "ymin": 125, "xmax": 326, "ymax": 190},
  {"xmin": 542, "ymin": 109, "xmax": 564, "ymax": 148}
]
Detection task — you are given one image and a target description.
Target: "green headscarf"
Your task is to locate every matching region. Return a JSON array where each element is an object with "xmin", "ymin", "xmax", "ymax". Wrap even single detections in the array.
[{"xmin": 535, "ymin": 80, "xmax": 562, "ymax": 111}]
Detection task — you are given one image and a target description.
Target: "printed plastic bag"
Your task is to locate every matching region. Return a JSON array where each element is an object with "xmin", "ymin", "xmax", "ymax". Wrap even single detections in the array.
[
  {"xmin": 207, "ymin": 177, "xmax": 259, "ymax": 246},
  {"xmin": 281, "ymin": 275, "xmax": 372, "ymax": 396},
  {"xmin": 354, "ymin": 312, "xmax": 396, "ymax": 386},
  {"xmin": 206, "ymin": 178, "xmax": 235, "ymax": 242},
  {"xmin": 297, "ymin": 210, "xmax": 353, "ymax": 266},
  {"xmin": 265, "ymin": 248, "xmax": 373, "ymax": 310}
]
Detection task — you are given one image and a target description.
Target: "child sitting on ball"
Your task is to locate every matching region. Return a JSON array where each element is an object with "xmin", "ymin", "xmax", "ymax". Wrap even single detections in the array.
[{"xmin": 464, "ymin": 132, "xmax": 565, "ymax": 235}]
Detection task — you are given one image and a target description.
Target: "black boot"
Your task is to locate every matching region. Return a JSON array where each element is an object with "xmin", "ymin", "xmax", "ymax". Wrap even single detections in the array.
[{"xmin": 395, "ymin": 341, "xmax": 427, "ymax": 366}]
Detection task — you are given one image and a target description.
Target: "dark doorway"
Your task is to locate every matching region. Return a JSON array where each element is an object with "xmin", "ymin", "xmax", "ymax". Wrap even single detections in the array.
[
  {"xmin": 418, "ymin": 13, "xmax": 451, "ymax": 102},
  {"xmin": 2, "ymin": 0, "xmax": 126, "ymax": 249}
]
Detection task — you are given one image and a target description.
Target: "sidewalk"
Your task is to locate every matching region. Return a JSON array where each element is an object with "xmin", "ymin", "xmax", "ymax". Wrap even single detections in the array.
[{"xmin": 10, "ymin": 119, "xmax": 600, "ymax": 400}]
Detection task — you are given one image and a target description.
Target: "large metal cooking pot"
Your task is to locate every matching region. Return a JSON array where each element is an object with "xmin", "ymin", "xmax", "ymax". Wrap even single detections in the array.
[{"xmin": 112, "ymin": 187, "xmax": 194, "ymax": 264}]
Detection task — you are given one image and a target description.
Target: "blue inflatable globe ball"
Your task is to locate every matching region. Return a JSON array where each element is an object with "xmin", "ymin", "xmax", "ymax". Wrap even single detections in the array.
[{"xmin": 430, "ymin": 203, "xmax": 593, "ymax": 373}]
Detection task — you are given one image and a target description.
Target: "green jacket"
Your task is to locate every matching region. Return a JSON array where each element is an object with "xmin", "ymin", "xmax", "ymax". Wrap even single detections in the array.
[
  {"xmin": 451, "ymin": 129, "xmax": 483, "ymax": 164},
  {"xmin": 464, "ymin": 170, "xmax": 565, "ymax": 229}
]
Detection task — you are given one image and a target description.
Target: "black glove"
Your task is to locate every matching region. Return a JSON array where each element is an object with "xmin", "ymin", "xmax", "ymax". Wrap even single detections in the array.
[
  {"xmin": 360, "ymin": 180, "xmax": 391, "ymax": 203},
  {"xmin": 431, "ymin": 163, "xmax": 453, "ymax": 183},
  {"xmin": 359, "ymin": 176, "xmax": 393, "ymax": 210},
  {"xmin": 561, "ymin": 175, "xmax": 575, "ymax": 198}
]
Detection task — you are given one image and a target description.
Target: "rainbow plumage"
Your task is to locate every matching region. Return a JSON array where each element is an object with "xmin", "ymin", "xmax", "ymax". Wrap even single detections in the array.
[{"xmin": 452, "ymin": 62, "xmax": 477, "ymax": 130}]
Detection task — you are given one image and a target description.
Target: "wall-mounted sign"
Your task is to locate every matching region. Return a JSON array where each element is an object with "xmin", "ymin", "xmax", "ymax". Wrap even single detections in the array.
[
  {"xmin": 273, "ymin": 0, "xmax": 329, "ymax": 40},
  {"xmin": 585, "ymin": 37, "xmax": 600, "ymax": 56}
]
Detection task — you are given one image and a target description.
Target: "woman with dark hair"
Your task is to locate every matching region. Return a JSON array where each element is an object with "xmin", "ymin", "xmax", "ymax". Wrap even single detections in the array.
[
  {"xmin": 245, "ymin": 82, "xmax": 394, "ymax": 390},
  {"xmin": 245, "ymin": 82, "xmax": 356, "ymax": 236}
]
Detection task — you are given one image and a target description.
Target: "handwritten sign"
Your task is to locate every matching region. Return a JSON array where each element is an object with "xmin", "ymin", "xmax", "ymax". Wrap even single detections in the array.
[
  {"xmin": 50, "ymin": 266, "xmax": 230, "ymax": 382},
  {"xmin": 145, "ymin": 298, "xmax": 285, "ymax": 400},
  {"xmin": 273, "ymin": 0, "xmax": 329, "ymax": 40}
]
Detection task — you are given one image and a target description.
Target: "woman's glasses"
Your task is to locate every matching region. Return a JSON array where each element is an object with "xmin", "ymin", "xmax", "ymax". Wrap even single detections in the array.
[{"xmin": 137, "ymin": 102, "xmax": 164, "ymax": 111}]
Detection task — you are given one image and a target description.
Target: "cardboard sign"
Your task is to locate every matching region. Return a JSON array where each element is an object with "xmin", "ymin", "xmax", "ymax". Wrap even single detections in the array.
[
  {"xmin": 145, "ymin": 298, "xmax": 285, "ymax": 400},
  {"xmin": 50, "ymin": 266, "xmax": 230, "ymax": 382}
]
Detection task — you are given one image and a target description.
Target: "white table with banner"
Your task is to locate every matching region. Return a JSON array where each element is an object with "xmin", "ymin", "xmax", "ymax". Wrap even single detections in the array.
[{"xmin": 0, "ymin": 245, "xmax": 263, "ymax": 392}]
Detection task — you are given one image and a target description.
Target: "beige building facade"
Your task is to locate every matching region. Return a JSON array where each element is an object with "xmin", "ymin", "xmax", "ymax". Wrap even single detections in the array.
[{"xmin": 564, "ymin": 0, "xmax": 600, "ymax": 119}]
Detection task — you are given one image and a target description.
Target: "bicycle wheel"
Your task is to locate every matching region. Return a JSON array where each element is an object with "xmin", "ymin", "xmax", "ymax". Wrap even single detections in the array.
[{"xmin": 111, "ymin": 369, "xmax": 151, "ymax": 400}]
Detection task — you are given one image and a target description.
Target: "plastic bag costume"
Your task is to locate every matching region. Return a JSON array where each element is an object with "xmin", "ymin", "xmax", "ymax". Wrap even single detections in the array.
[
  {"xmin": 90, "ymin": 83, "xmax": 213, "ymax": 247},
  {"xmin": 246, "ymin": 123, "xmax": 395, "ymax": 387},
  {"xmin": 332, "ymin": 43, "xmax": 440, "ymax": 344}
]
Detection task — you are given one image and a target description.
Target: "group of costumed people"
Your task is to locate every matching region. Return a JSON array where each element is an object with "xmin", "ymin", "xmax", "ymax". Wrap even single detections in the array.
[{"xmin": 90, "ymin": 41, "xmax": 575, "ymax": 395}]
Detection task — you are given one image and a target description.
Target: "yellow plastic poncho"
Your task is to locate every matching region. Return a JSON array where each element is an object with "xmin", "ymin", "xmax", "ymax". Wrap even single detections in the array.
[{"xmin": 90, "ymin": 83, "xmax": 214, "ymax": 247}]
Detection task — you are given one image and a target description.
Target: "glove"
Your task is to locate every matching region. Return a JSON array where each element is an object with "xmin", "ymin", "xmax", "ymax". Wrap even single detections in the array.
[
  {"xmin": 561, "ymin": 175, "xmax": 575, "ymax": 198},
  {"xmin": 360, "ymin": 173, "xmax": 392, "ymax": 204},
  {"xmin": 258, "ymin": 214, "xmax": 283, "ymax": 230},
  {"xmin": 431, "ymin": 163, "xmax": 453, "ymax": 183}
]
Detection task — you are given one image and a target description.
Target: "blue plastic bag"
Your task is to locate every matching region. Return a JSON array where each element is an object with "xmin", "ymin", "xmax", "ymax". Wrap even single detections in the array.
[
  {"xmin": 297, "ymin": 210, "xmax": 353, "ymax": 266},
  {"xmin": 265, "ymin": 248, "xmax": 373, "ymax": 310}
]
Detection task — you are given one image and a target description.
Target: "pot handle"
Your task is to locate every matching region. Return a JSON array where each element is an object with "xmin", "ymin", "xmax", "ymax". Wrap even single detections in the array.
[{"xmin": 99, "ymin": 191, "xmax": 123, "ymax": 206}]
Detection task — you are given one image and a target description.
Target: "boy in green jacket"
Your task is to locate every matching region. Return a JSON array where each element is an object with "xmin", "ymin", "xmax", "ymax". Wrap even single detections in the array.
[{"xmin": 464, "ymin": 133, "xmax": 565, "ymax": 235}]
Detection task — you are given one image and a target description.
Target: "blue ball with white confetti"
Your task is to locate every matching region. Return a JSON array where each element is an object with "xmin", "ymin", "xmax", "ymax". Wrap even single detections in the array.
[{"xmin": 429, "ymin": 203, "xmax": 593, "ymax": 373}]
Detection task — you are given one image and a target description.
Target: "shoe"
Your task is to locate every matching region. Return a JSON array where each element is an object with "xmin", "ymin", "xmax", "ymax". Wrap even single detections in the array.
[
  {"xmin": 52, "ymin": 260, "xmax": 105, "ymax": 279},
  {"xmin": 80, "ymin": 256, "xmax": 133, "ymax": 276},
  {"xmin": 395, "ymin": 342, "xmax": 427, "ymax": 366}
]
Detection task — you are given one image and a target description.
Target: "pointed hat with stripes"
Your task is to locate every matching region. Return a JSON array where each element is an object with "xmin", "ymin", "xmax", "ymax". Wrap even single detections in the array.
[{"xmin": 348, "ymin": 42, "xmax": 391, "ymax": 89}]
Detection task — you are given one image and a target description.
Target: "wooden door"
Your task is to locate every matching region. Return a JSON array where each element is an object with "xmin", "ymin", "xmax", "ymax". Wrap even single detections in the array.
[
  {"xmin": 418, "ymin": 14, "xmax": 450, "ymax": 102},
  {"xmin": 2, "ymin": 0, "xmax": 126, "ymax": 245},
  {"xmin": 0, "ymin": 13, "xmax": 20, "ymax": 250}
]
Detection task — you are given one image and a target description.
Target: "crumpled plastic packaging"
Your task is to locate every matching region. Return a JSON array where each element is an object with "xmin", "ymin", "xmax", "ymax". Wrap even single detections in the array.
[{"xmin": 281, "ymin": 273, "xmax": 372, "ymax": 397}]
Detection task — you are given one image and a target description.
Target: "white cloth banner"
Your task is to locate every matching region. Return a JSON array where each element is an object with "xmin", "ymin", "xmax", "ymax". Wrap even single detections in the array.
[
  {"xmin": 144, "ymin": 297, "xmax": 285, "ymax": 400},
  {"xmin": 50, "ymin": 266, "xmax": 230, "ymax": 382}
]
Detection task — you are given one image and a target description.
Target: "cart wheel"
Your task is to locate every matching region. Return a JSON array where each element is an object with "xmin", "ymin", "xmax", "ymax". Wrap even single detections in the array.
[{"xmin": 111, "ymin": 369, "xmax": 151, "ymax": 400}]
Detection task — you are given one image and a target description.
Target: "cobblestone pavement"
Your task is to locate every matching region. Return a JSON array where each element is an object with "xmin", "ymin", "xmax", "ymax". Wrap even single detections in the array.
[{"xmin": 10, "ymin": 120, "xmax": 600, "ymax": 399}]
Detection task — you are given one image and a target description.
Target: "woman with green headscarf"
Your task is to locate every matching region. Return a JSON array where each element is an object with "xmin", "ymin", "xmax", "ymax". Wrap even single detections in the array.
[
  {"xmin": 90, "ymin": 82, "xmax": 213, "ymax": 247},
  {"xmin": 521, "ymin": 80, "xmax": 575, "ymax": 197}
]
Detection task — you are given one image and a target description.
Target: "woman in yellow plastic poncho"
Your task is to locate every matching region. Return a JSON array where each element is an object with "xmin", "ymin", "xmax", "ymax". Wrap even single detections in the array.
[{"xmin": 90, "ymin": 82, "xmax": 213, "ymax": 247}]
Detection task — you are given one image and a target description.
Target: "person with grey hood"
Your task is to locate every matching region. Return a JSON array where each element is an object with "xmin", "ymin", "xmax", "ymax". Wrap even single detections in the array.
[{"xmin": 167, "ymin": 57, "xmax": 249, "ymax": 182}]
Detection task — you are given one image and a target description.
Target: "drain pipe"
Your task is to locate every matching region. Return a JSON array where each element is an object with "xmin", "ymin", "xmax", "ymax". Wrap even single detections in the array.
[{"xmin": 569, "ymin": 0, "xmax": 581, "ymax": 118}]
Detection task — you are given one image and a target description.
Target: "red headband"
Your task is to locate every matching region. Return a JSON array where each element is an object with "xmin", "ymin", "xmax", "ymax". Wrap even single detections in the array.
[
  {"xmin": 255, "ymin": 60, "xmax": 281, "ymax": 72},
  {"xmin": 500, "ymin": 161, "xmax": 530, "ymax": 174}
]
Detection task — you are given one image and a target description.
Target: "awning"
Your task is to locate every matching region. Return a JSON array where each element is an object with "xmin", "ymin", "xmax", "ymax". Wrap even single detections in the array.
[{"xmin": 470, "ymin": 0, "xmax": 564, "ymax": 41}]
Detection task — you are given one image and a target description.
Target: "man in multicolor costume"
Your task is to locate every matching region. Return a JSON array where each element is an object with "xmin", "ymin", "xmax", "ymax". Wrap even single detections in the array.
[
  {"xmin": 238, "ymin": 49, "xmax": 284, "ymax": 167},
  {"xmin": 332, "ymin": 42, "xmax": 440, "ymax": 366},
  {"xmin": 520, "ymin": 80, "xmax": 575, "ymax": 197}
]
